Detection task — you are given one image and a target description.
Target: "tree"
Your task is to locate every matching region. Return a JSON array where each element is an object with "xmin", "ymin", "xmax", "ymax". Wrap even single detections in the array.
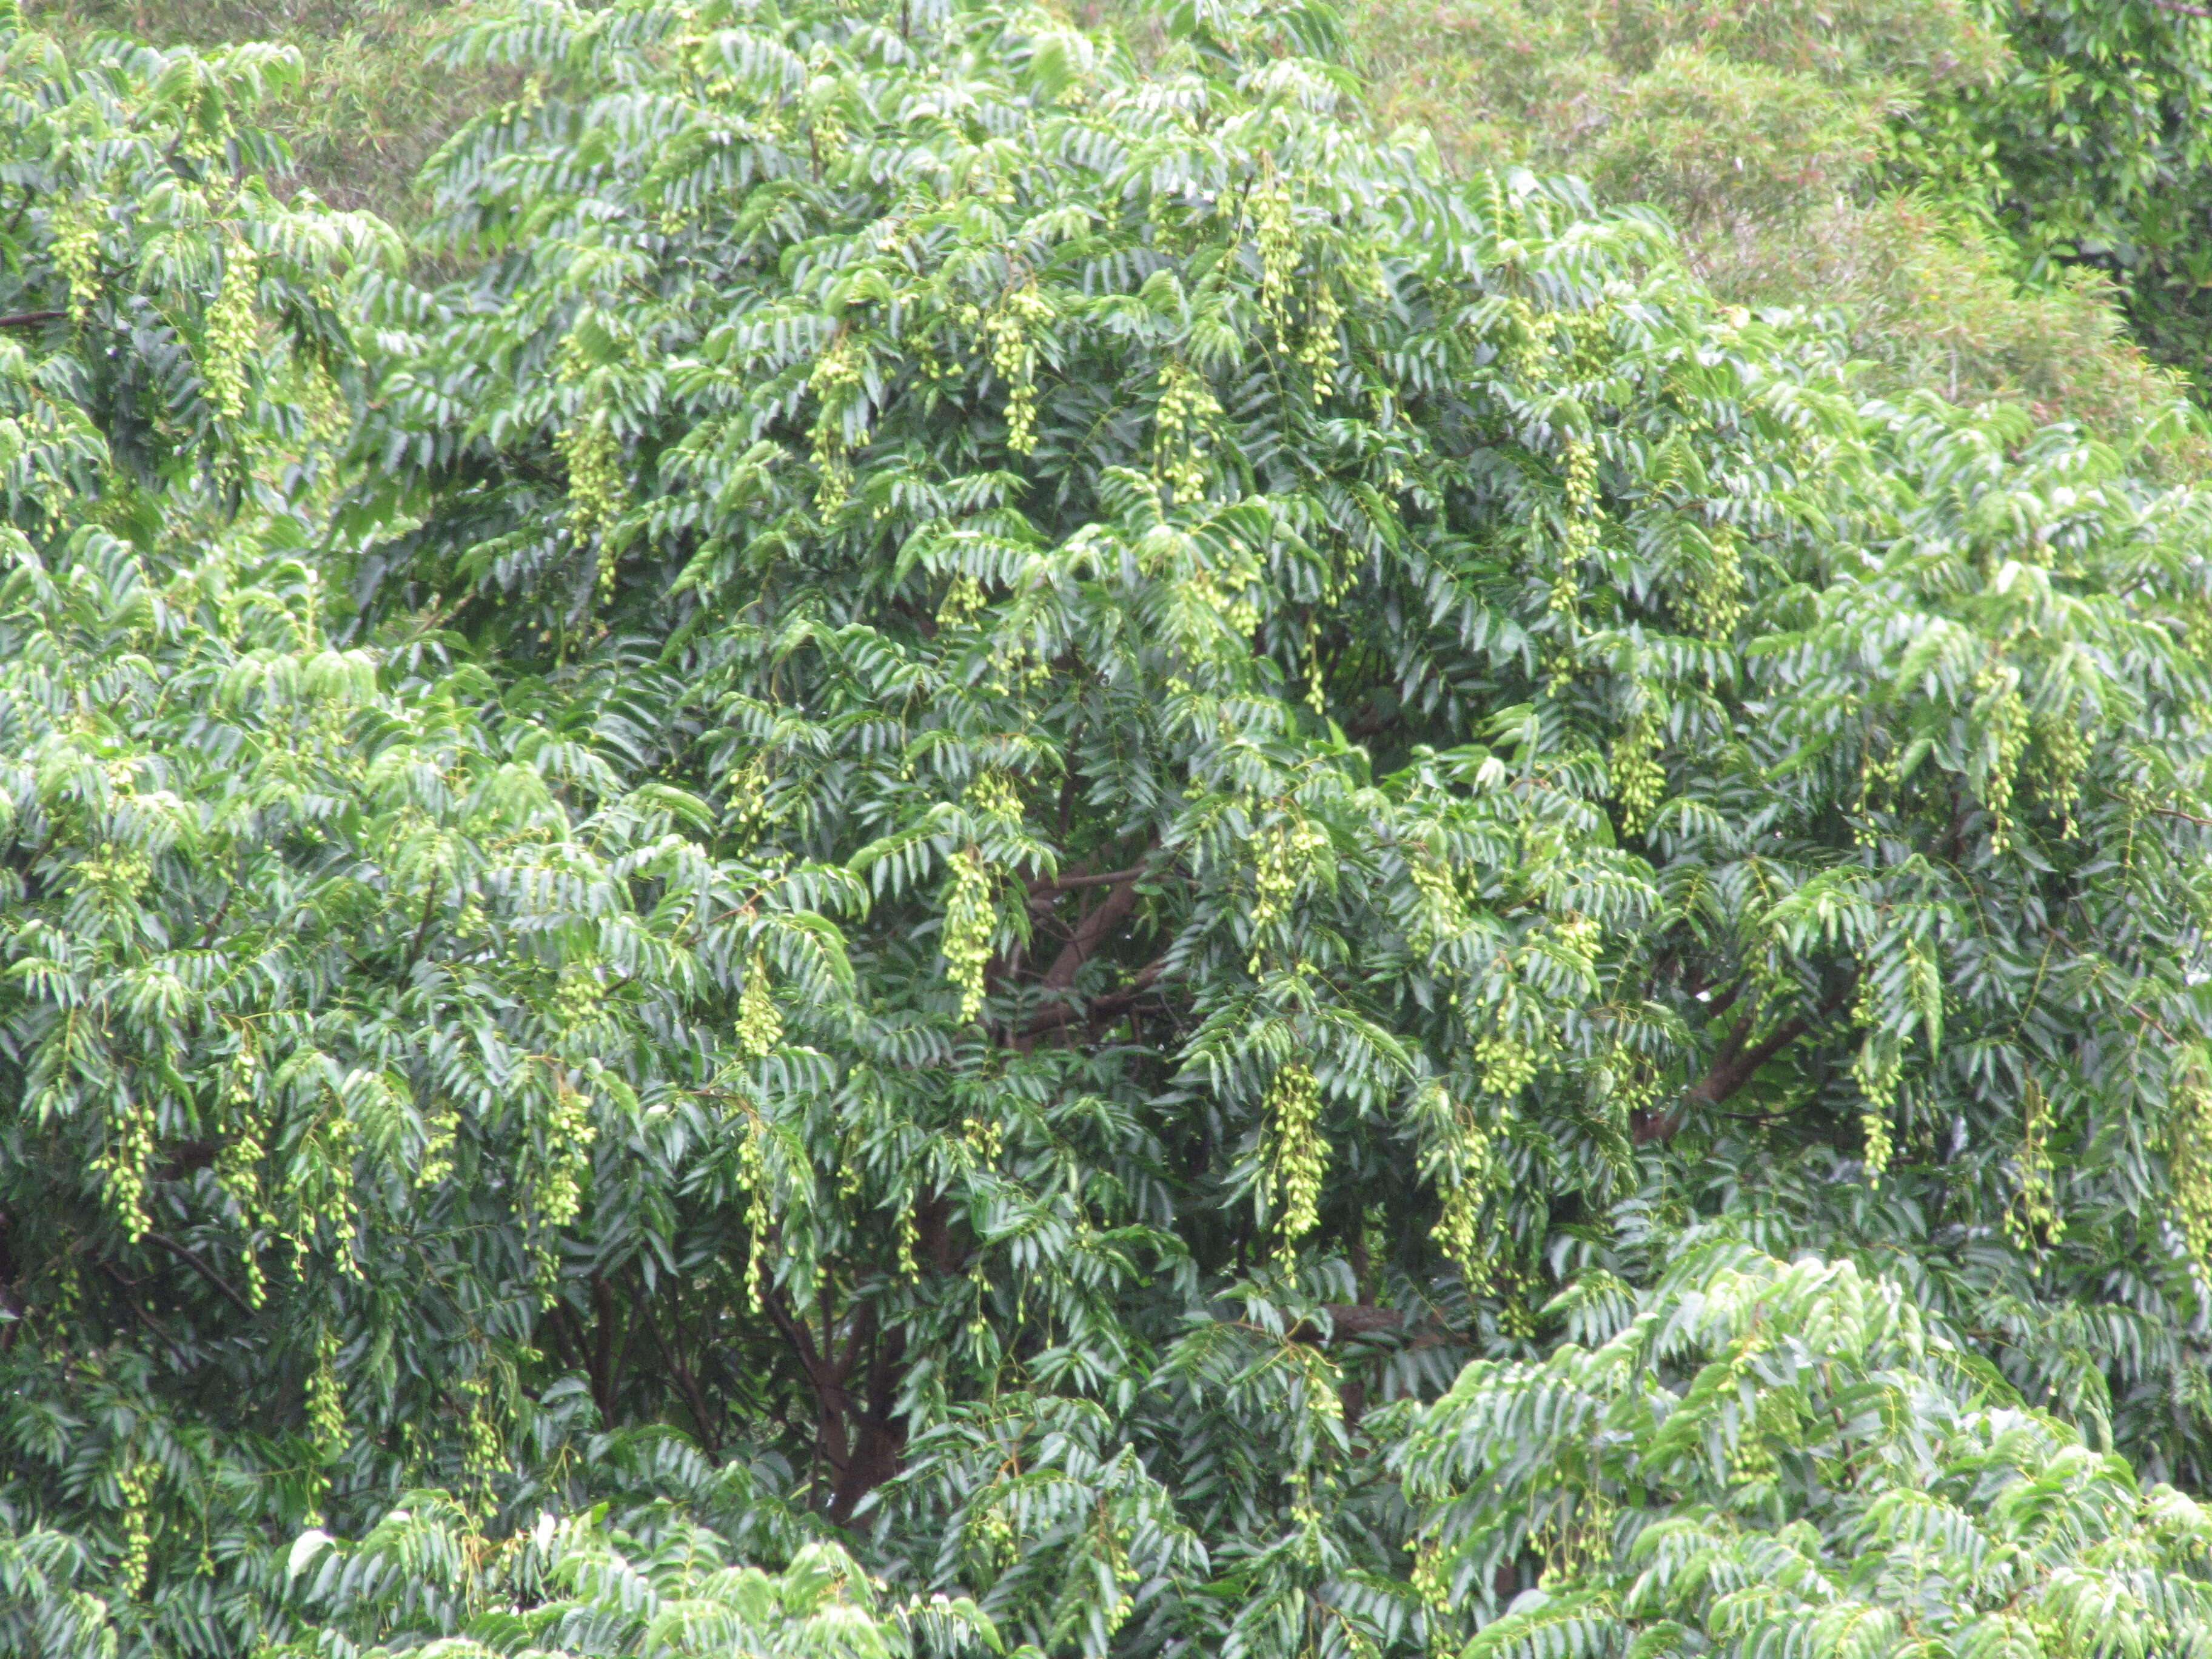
[
  {"xmin": 7, "ymin": 0, "xmax": 2212, "ymax": 1654},
  {"xmin": 1400, "ymin": 1239, "xmax": 2212, "ymax": 1654},
  {"xmin": 1904, "ymin": 0, "xmax": 2212, "ymax": 387}
]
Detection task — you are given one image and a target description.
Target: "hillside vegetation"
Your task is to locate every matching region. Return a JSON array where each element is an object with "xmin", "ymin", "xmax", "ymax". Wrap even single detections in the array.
[{"xmin": 7, "ymin": 2, "xmax": 2212, "ymax": 1658}]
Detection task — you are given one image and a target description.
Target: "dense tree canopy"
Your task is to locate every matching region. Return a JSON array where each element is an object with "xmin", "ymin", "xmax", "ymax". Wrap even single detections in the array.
[{"xmin": 8, "ymin": 1, "xmax": 2212, "ymax": 1656}]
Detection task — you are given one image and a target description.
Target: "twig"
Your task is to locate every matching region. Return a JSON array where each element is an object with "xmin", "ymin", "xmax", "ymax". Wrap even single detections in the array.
[
  {"xmin": 144, "ymin": 1232, "xmax": 255, "ymax": 1316},
  {"xmin": 2150, "ymin": 805, "xmax": 2212, "ymax": 830},
  {"xmin": 0, "ymin": 310, "xmax": 62, "ymax": 328}
]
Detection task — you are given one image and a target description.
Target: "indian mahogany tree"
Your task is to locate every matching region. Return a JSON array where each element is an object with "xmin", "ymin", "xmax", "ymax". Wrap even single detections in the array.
[{"xmin": 8, "ymin": 0, "xmax": 2212, "ymax": 1655}]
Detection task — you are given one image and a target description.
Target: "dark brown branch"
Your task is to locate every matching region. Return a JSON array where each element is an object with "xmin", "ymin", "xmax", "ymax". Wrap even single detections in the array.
[
  {"xmin": 1017, "ymin": 957, "xmax": 1167, "ymax": 1039},
  {"xmin": 0, "ymin": 310, "xmax": 62, "ymax": 328},
  {"xmin": 828, "ymin": 1320, "xmax": 905, "ymax": 1527},
  {"xmin": 144, "ymin": 1232, "xmax": 255, "ymax": 1316},
  {"xmin": 635, "ymin": 1280, "xmax": 721, "ymax": 1461},
  {"xmin": 1039, "ymin": 871, "xmax": 1144, "ymax": 990},
  {"xmin": 762, "ymin": 1287, "xmax": 854, "ymax": 1479},
  {"xmin": 405, "ymin": 877, "xmax": 440, "ymax": 969},
  {"xmin": 1026, "ymin": 865, "xmax": 1147, "ymax": 905},
  {"xmin": 1283, "ymin": 1302, "xmax": 1452, "ymax": 1349},
  {"xmin": 589, "ymin": 1273, "xmax": 624, "ymax": 1424},
  {"xmin": 1700, "ymin": 977, "xmax": 1749, "ymax": 1025},
  {"xmin": 1635, "ymin": 977, "xmax": 1857, "ymax": 1144}
]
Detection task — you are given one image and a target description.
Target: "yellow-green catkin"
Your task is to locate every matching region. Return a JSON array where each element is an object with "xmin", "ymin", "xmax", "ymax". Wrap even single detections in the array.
[
  {"xmin": 415, "ymin": 1104, "xmax": 458, "ymax": 1193},
  {"xmin": 2031, "ymin": 701, "xmax": 2091, "ymax": 837},
  {"xmin": 736, "ymin": 1113, "xmax": 772, "ymax": 1312},
  {"xmin": 2008, "ymin": 1078, "xmax": 2063, "ymax": 1248},
  {"xmin": 216, "ymin": 1052, "xmax": 273, "ymax": 1305},
  {"xmin": 1430, "ymin": 1115, "xmax": 1495, "ymax": 1289},
  {"xmin": 2171, "ymin": 1052, "xmax": 2212, "ymax": 1277},
  {"xmin": 1266, "ymin": 1061, "xmax": 1325, "ymax": 1248},
  {"xmin": 532, "ymin": 1073, "xmax": 595, "ymax": 1234},
  {"xmin": 1248, "ymin": 817, "xmax": 1327, "ymax": 973},
  {"xmin": 1684, "ymin": 520, "xmax": 1745, "ymax": 638},
  {"xmin": 93, "ymin": 1097, "xmax": 156, "ymax": 1244},
  {"xmin": 1850, "ymin": 974, "xmax": 1900, "ymax": 1185},
  {"xmin": 808, "ymin": 329, "xmax": 865, "ymax": 508},
  {"xmin": 1153, "ymin": 359, "xmax": 1221, "ymax": 502},
  {"xmin": 51, "ymin": 199, "xmax": 101, "ymax": 327},
  {"xmin": 1554, "ymin": 434, "xmax": 1598, "ymax": 614},
  {"xmin": 558, "ymin": 412, "xmax": 623, "ymax": 529},
  {"xmin": 739, "ymin": 947, "xmax": 783, "ymax": 1057},
  {"xmin": 1610, "ymin": 703, "xmax": 1666, "ymax": 837},
  {"xmin": 460, "ymin": 1373, "xmax": 503, "ymax": 1512},
  {"xmin": 1253, "ymin": 169, "xmax": 1298, "ymax": 350},
  {"xmin": 982, "ymin": 283, "xmax": 1051, "ymax": 455},
  {"xmin": 1406, "ymin": 853, "xmax": 1465, "ymax": 951},
  {"xmin": 1974, "ymin": 668, "xmax": 2031, "ymax": 854},
  {"xmin": 942, "ymin": 848, "xmax": 995, "ymax": 1022},
  {"xmin": 115, "ymin": 1458, "xmax": 156, "ymax": 1599},
  {"xmin": 202, "ymin": 243, "xmax": 260, "ymax": 424},
  {"xmin": 307, "ymin": 1323, "xmax": 346, "ymax": 1457}
]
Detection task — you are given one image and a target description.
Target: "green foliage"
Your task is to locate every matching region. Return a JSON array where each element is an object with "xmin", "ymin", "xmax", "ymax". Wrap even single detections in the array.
[
  {"xmin": 279, "ymin": 1497, "xmax": 996, "ymax": 1659},
  {"xmin": 1401, "ymin": 1239, "xmax": 2212, "ymax": 1655},
  {"xmin": 7, "ymin": 0, "xmax": 2212, "ymax": 1655},
  {"xmin": 1903, "ymin": 0, "xmax": 2212, "ymax": 390}
]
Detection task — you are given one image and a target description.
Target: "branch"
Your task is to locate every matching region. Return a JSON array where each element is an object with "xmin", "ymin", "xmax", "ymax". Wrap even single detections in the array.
[
  {"xmin": 1017, "ymin": 956, "xmax": 1167, "ymax": 1039},
  {"xmin": 2150, "ymin": 805, "xmax": 2212, "ymax": 830},
  {"xmin": 1282, "ymin": 1303, "xmax": 1452, "ymax": 1349},
  {"xmin": 1025, "ymin": 865, "xmax": 1147, "ymax": 907},
  {"xmin": 2148, "ymin": 0, "xmax": 2211, "ymax": 18},
  {"xmin": 0, "ymin": 310, "xmax": 61, "ymax": 328},
  {"xmin": 405, "ymin": 877, "xmax": 440, "ymax": 969},
  {"xmin": 96, "ymin": 1262, "xmax": 187, "ymax": 1369},
  {"xmin": 635, "ymin": 1281, "xmax": 721, "ymax": 1462},
  {"xmin": 144, "ymin": 1232, "xmax": 255, "ymax": 1316},
  {"xmin": 1039, "ymin": 869, "xmax": 1145, "ymax": 990},
  {"xmin": 1635, "ymin": 977, "xmax": 1857, "ymax": 1144}
]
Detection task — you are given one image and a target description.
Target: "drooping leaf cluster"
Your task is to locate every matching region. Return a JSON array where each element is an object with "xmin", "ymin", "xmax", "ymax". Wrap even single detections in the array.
[{"xmin": 8, "ymin": 1, "xmax": 2212, "ymax": 1656}]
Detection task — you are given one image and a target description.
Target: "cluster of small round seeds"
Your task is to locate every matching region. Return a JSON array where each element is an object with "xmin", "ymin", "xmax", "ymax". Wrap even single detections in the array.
[
  {"xmin": 1554, "ymin": 434, "xmax": 1599, "ymax": 614},
  {"xmin": 2171, "ymin": 1054, "xmax": 2212, "ymax": 1277},
  {"xmin": 201, "ymin": 243, "xmax": 260, "ymax": 424},
  {"xmin": 941, "ymin": 848, "xmax": 996, "ymax": 1022},
  {"xmin": 1610, "ymin": 708, "xmax": 1666, "ymax": 836},
  {"xmin": 1248, "ymin": 818, "xmax": 1327, "ymax": 973},
  {"xmin": 982, "ymin": 283, "xmax": 1052, "ymax": 455},
  {"xmin": 50, "ymin": 199, "xmax": 101, "ymax": 327},
  {"xmin": 1152, "ymin": 359, "xmax": 1221, "ymax": 502},
  {"xmin": 307, "ymin": 1322, "xmax": 346, "ymax": 1455},
  {"xmin": 739, "ymin": 947, "xmax": 783, "ymax": 1059},
  {"xmin": 115, "ymin": 1459, "xmax": 157, "ymax": 1600},
  {"xmin": 1470, "ymin": 1034, "xmax": 1538, "ymax": 1099},
  {"xmin": 1266, "ymin": 1061, "xmax": 1325, "ymax": 1246},
  {"xmin": 2007, "ymin": 1077, "xmax": 2065, "ymax": 1248}
]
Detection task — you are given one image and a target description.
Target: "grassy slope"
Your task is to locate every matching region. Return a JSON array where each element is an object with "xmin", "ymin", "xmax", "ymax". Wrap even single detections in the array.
[{"xmin": 1353, "ymin": 0, "xmax": 2205, "ymax": 467}]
